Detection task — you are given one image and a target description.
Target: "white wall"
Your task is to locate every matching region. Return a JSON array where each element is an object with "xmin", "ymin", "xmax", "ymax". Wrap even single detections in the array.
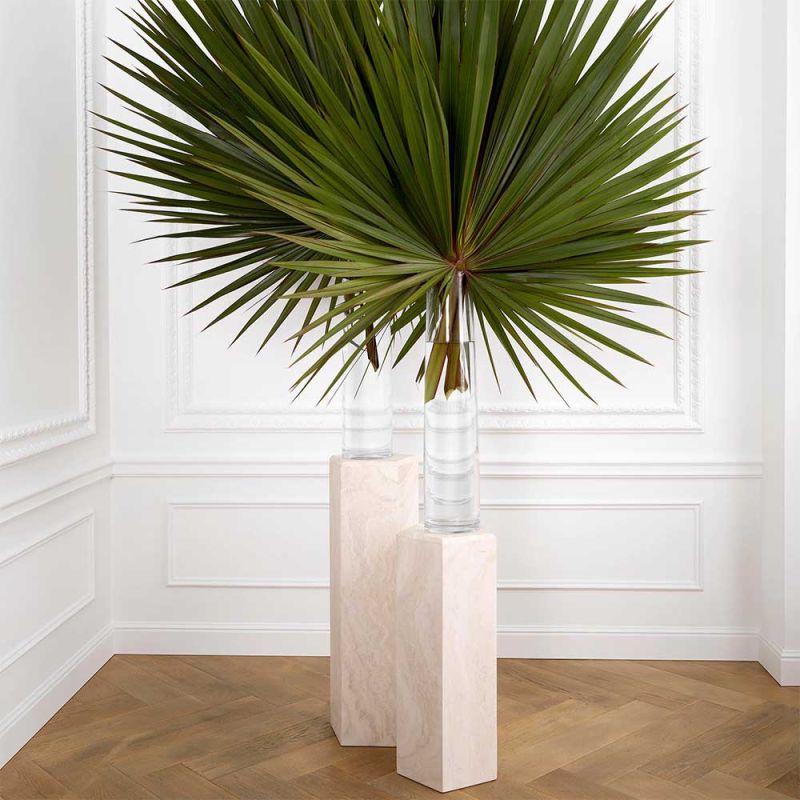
[
  {"xmin": 106, "ymin": 0, "xmax": 766, "ymax": 662},
  {"xmin": 760, "ymin": 0, "xmax": 800, "ymax": 685},
  {"xmin": 0, "ymin": 0, "xmax": 113, "ymax": 766}
]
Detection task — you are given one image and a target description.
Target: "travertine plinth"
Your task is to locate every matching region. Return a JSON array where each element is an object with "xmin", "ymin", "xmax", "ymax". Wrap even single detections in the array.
[
  {"xmin": 329, "ymin": 455, "xmax": 418, "ymax": 746},
  {"xmin": 396, "ymin": 526, "xmax": 497, "ymax": 792}
]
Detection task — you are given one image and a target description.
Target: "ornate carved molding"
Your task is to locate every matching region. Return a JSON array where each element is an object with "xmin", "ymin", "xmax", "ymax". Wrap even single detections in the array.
[{"xmin": 0, "ymin": 0, "xmax": 96, "ymax": 464}]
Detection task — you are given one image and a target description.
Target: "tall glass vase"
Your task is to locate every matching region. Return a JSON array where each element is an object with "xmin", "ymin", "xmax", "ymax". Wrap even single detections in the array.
[
  {"xmin": 424, "ymin": 274, "xmax": 479, "ymax": 532},
  {"xmin": 342, "ymin": 331, "xmax": 392, "ymax": 459}
]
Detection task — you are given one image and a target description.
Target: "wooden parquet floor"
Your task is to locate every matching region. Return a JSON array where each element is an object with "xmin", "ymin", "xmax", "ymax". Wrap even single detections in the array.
[{"xmin": 1, "ymin": 656, "xmax": 798, "ymax": 799}]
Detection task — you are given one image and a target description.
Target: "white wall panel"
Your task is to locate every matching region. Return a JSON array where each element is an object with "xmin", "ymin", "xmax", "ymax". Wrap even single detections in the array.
[
  {"xmin": 0, "ymin": 0, "xmax": 95, "ymax": 466},
  {"xmin": 164, "ymin": 499, "xmax": 702, "ymax": 592},
  {"xmin": 491, "ymin": 503, "xmax": 701, "ymax": 591},
  {"xmin": 112, "ymin": 467, "xmax": 760, "ymax": 659},
  {"xmin": 0, "ymin": 514, "xmax": 94, "ymax": 673},
  {"xmin": 168, "ymin": 502, "xmax": 329, "ymax": 588},
  {"xmin": 0, "ymin": 481, "xmax": 112, "ymax": 768}
]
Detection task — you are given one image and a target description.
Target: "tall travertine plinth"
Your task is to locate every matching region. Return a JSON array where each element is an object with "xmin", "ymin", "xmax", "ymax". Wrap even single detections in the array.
[
  {"xmin": 329, "ymin": 455, "xmax": 418, "ymax": 746},
  {"xmin": 396, "ymin": 527, "xmax": 497, "ymax": 792}
]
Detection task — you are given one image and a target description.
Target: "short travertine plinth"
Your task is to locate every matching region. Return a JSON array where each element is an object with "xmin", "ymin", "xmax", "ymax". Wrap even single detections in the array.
[
  {"xmin": 329, "ymin": 455, "xmax": 418, "ymax": 746},
  {"xmin": 396, "ymin": 527, "xmax": 497, "ymax": 792}
]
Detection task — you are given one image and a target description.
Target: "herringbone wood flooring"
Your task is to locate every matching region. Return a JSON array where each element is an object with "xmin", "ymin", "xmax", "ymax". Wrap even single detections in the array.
[{"xmin": 1, "ymin": 656, "xmax": 797, "ymax": 799}]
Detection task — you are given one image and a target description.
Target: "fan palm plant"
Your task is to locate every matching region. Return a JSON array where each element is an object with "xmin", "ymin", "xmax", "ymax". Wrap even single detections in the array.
[{"xmin": 102, "ymin": 0, "xmax": 702, "ymax": 406}]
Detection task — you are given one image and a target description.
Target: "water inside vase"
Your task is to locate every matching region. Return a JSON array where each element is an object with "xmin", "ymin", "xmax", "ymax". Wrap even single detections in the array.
[
  {"xmin": 423, "ymin": 341, "xmax": 479, "ymax": 532},
  {"xmin": 342, "ymin": 346, "xmax": 392, "ymax": 459}
]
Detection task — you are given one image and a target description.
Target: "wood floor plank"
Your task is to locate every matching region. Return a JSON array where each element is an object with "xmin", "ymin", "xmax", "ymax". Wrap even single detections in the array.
[
  {"xmin": 369, "ymin": 772, "xmax": 477, "ymax": 799},
  {"xmin": 118, "ymin": 655, "xmax": 249, "ymax": 705},
  {"xmin": 0, "ymin": 757, "xmax": 76, "ymax": 800},
  {"xmin": 211, "ymin": 762, "xmax": 318, "ymax": 799},
  {"xmin": 641, "ymin": 702, "xmax": 799, "ymax": 785},
  {"xmin": 768, "ymin": 767, "xmax": 800, "ymax": 798},
  {"xmin": 500, "ymin": 699, "xmax": 606, "ymax": 753},
  {"xmin": 66, "ymin": 677, "xmax": 128, "ymax": 708},
  {"xmin": 585, "ymin": 660, "xmax": 766, "ymax": 712},
  {"xmin": 608, "ymin": 770, "xmax": 711, "ymax": 800},
  {"xmin": 499, "ymin": 661, "xmax": 630, "ymax": 710},
  {"xmin": 2, "ymin": 656, "xmax": 795, "ymax": 800},
  {"xmin": 497, "ymin": 669, "xmax": 570, "ymax": 713},
  {"xmin": 530, "ymin": 768, "xmax": 636, "ymax": 800},
  {"xmin": 110, "ymin": 695, "xmax": 276, "ymax": 777},
  {"xmin": 463, "ymin": 777, "xmax": 551, "ymax": 799},
  {"xmin": 532, "ymin": 659, "xmax": 695, "ymax": 710},
  {"xmin": 293, "ymin": 765, "xmax": 396, "ymax": 799},
  {"xmin": 24, "ymin": 695, "xmax": 216, "ymax": 780},
  {"xmin": 332, "ymin": 747, "xmax": 396, "ymax": 782},
  {"xmin": 719, "ymin": 725, "xmax": 800, "ymax": 786},
  {"xmin": 255, "ymin": 736, "xmax": 348, "ymax": 780},
  {"xmin": 691, "ymin": 770, "xmax": 796, "ymax": 799},
  {"xmin": 34, "ymin": 691, "xmax": 145, "ymax": 740},
  {"xmin": 96, "ymin": 658, "xmax": 189, "ymax": 706},
  {"xmin": 504, "ymin": 700, "xmax": 669, "ymax": 783},
  {"xmin": 639, "ymin": 660, "xmax": 800, "ymax": 707},
  {"xmin": 184, "ymin": 706, "xmax": 333, "ymax": 780},
  {"xmin": 561, "ymin": 700, "xmax": 738, "ymax": 784},
  {"xmin": 65, "ymin": 766, "xmax": 159, "ymax": 800},
  {"xmin": 136, "ymin": 764, "xmax": 237, "ymax": 799},
  {"xmin": 181, "ymin": 656, "xmax": 327, "ymax": 707}
]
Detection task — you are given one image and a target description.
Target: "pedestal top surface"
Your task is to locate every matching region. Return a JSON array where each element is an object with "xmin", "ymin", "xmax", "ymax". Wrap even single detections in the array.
[
  {"xmin": 330, "ymin": 454, "xmax": 418, "ymax": 469},
  {"xmin": 399, "ymin": 525, "xmax": 494, "ymax": 544}
]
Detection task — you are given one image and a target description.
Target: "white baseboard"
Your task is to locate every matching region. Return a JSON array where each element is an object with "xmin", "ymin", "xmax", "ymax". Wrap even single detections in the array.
[
  {"xmin": 759, "ymin": 636, "xmax": 800, "ymax": 686},
  {"xmin": 114, "ymin": 622, "xmax": 330, "ymax": 656},
  {"xmin": 499, "ymin": 625, "xmax": 759, "ymax": 660},
  {"xmin": 0, "ymin": 624, "xmax": 114, "ymax": 768},
  {"xmin": 114, "ymin": 621, "xmax": 758, "ymax": 662}
]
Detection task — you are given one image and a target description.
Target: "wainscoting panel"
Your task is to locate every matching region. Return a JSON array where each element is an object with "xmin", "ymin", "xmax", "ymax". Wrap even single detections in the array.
[
  {"xmin": 489, "ymin": 502, "xmax": 702, "ymax": 591},
  {"xmin": 168, "ymin": 502, "xmax": 329, "ymax": 588},
  {"xmin": 110, "ymin": 465, "xmax": 760, "ymax": 661},
  {"xmin": 0, "ymin": 513, "xmax": 94, "ymax": 674},
  {"xmin": 0, "ymin": 476, "xmax": 113, "ymax": 769}
]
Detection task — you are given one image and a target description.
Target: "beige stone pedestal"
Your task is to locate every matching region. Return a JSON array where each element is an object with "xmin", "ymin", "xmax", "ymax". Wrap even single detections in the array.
[
  {"xmin": 329, "ymin": 455, "xmax": 418, "ymax": 746},
  {"xmin": 396, "ymin": 527, "xmax": 497, "ymax": 792}
]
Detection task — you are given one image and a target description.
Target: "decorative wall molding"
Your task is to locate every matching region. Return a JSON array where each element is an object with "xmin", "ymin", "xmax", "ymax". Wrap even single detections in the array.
[
  {"xmin": 164, "ymin": 498, "xmax": 701, "ymax": 593},
  {"xmin": 491, "ymin": 501, "xmax": 702, "ymax": 591},
  {"xmin": 0, "ymin": 0, "xmax": 95, "ymax": 465},
  {"xmin": 0, "ymin": 513, "xmax": 95, "ymax": 674},
  {"xmin": 163, "ymin": 0, "xmax": 703, "ymax": 435},
  {"xmin": 112, "ymin": 459, "xmax": 762, "ymax": 480},
  {"xmin": 0, "ymin": 461, "xmax": 111, "ymax": 525},
  {"xmin": 167, "ymin": 501, "xmax": 329, "ymax": 588},
  {"xmin": 673, "ymin": 0, "xmax": 704, "ymax": 431}
]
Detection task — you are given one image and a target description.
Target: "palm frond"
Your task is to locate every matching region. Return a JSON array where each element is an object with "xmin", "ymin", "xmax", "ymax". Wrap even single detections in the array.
[{"xmin": 104, "ymin": 0, "xmax": 704, "ymax": 401}]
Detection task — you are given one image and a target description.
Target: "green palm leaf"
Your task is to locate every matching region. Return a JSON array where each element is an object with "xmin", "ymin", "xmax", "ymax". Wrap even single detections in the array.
[{"xmin": 104, "ymin": 0, "xmax": 704, "ymax": 401}]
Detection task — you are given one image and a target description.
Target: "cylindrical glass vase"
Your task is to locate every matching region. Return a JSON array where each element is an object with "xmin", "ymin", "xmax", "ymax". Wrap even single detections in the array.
[
  {"xmin": 424, "ymin": 274, "xmax": 479, "ymax": 532},
  {"xmin": 342, "ymin": 333, "xmax": 392, "ymax": 459}
]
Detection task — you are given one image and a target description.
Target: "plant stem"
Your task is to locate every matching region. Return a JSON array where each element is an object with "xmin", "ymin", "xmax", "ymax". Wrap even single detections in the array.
[
  {"xmin": 365, "ymin": 322, "xmax": 380, "ymax": 371},
  {"xmin": 424, "ymin": 275, "xmax": 469, "ymax": 402}
]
